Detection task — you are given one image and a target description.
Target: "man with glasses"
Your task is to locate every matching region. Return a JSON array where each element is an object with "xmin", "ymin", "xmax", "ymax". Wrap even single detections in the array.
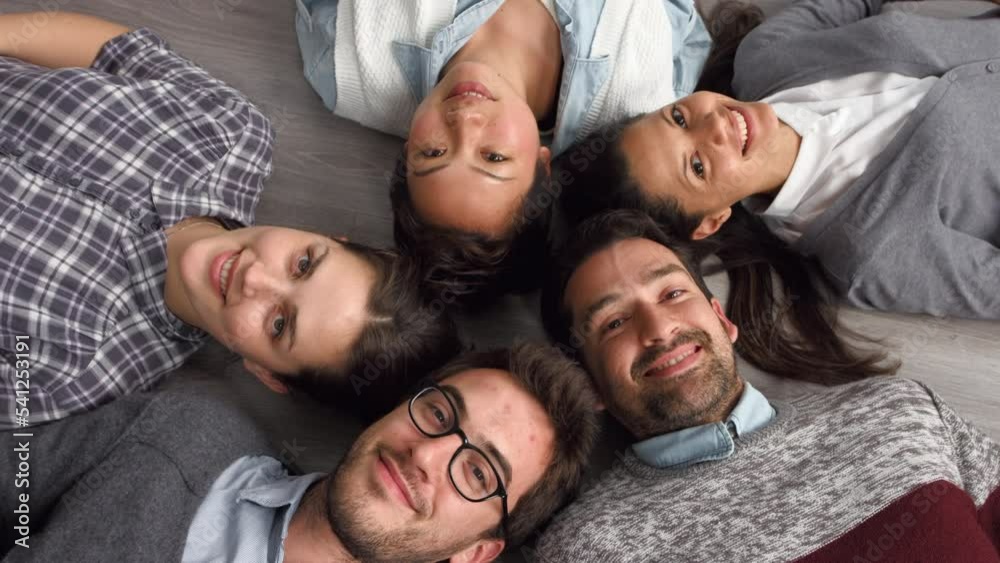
[
  {"xmin": 0, "ymin": 343, "xmax": 599, "ymax": 562},
  {"xmin": 536, "ymin": 210, "xmax": 1000, "ymax": 562}
]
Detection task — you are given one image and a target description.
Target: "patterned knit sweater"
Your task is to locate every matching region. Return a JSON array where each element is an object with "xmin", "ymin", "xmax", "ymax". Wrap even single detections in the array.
[{"xmin": 536, "ymin": 378, "xmax": 1000, "ymax": 562}]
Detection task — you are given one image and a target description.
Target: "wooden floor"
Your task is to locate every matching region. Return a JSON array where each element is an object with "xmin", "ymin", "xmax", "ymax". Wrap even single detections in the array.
[{"xmin": 11, "ymin": 0, "xmax": 999, "ymax": 560}]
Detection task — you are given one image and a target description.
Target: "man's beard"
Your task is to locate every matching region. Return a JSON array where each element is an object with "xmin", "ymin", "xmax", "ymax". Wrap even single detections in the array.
[
  {"xmin": 615, "ymin": 329, "xmax": 739, "ymax": 439},
  {"xmin": 323, "ymin": 440, "xmax": 474, "ymax": 563}
]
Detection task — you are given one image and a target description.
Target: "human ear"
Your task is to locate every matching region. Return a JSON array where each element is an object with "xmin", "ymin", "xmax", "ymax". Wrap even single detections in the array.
[
  {"xmin": 710, "ymin": 298, "xmax": 739, "ymax": 344},
  {"xmin": 538, "ymin": 146, "xmax": 552, "ymax": 176},
  {"xmin": 243, "ymin": 359, "xmax": 289, "ymax": 394},
  {"xmin": 691, "ymin": 207, "xmax": 732, "ymax": 240},
  {"xmin": 449, "ymin": 538, "xmax": 505, "ymax": 563}
]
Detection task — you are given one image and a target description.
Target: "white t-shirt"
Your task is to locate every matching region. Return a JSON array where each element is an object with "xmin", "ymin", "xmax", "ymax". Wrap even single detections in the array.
[{"xmin": 747, "ymin": 72, "xmax": 938, "ymax": 244}]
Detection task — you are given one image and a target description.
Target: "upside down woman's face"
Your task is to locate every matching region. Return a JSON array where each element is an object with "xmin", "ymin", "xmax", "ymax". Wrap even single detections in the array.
[
  {"xmin": 177, "ymin": 226, "xmax": 376, "ymax": 386},
  {"xmin": 620, "ymin": 91, "xmax": 799, "ymax": 237},
  {"xmin": 406, "ymin": 61, "xmax": 551, "ymax": 238}
]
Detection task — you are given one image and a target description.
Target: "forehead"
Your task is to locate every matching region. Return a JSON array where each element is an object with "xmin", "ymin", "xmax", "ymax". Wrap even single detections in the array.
[
  {"xmin": 564, "ymin": 238, "xmax": 690, "ymax": 320},
  {"xmin": 294, "ymin": 243, "xmax": 376, "ymax": 370},
  {"xmin": 407, "ymin": 170, "xmax": 527, "ymax": 237},
  {"xmin": 439, "ymin": 368, "xmax": 554, "ymax": 487}
]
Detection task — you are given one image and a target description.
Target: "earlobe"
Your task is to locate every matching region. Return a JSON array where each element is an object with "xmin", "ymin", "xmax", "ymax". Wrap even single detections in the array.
[
  {"xmin": 691, "ymin": 207, "xmax": 733, "ymax": 240},
  {"xmin": 243, "ymin": 359, "xmax": 289, "ymax": 394},
  {"xmin": 710, "ymin": 298, "xmax": 739, "ymax": 344},
  {"xmin": 449, "ymin": 539, "xmax": 505, "ymax": 563}
]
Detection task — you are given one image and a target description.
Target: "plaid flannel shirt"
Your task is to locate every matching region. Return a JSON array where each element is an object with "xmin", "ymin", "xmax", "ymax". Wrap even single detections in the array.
[{"xmin": 0, "ymin": 29, "xmax": 274, "ymax": 428}]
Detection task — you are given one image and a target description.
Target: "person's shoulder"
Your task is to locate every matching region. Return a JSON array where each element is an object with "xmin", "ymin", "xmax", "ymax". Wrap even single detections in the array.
[
  {"xmin": 791, "ymin": 377, "xmax": 936, "ymax": 418},
  {"xmin": 121, "ymin": 390, "xmax": 266, "ymax": 452}
]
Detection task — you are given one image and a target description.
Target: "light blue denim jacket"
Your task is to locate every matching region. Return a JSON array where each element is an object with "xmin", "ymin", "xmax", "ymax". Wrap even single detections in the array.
[{"xmin": 295, "ymin": 0, "xmax": 710, "ymax": 156}]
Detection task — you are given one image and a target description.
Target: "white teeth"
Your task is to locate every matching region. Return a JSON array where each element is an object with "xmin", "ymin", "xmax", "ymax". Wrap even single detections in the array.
[
  {"xmin": 731, "ymin": 110, "xmax": 748, "ymax": 152},
  {"xmin": 650, "ymin": 349, "xmax": 696, "ymax": 374},
  {"xmin": 666, "ymin": 349, "xmax": 694, "ymax": 366},
  {"xmin": 460, "ymin": 91, "xmax": 489, "ymax": 100},
  {"xmin": 219, "ymin": 254, "xmax": 237, "ymax": 296}
]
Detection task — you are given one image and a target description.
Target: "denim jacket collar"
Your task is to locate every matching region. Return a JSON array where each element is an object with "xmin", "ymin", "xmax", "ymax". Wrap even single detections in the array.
[
  {"xmin": 390, "ymin": 0, "xmax": 612, "ymax": 153},
  {"xmin": 631, "ymin": 381, "xmax": 776, "ymax": 469}
]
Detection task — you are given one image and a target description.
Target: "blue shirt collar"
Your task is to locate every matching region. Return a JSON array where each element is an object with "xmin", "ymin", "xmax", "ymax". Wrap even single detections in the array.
[
  {"xmin": 238, "ymin": 471, "xmax": 325, "ymax": 562},
  {"xmin": 631, "ymin": 382, "xmax": 775, "ymax": 469}
]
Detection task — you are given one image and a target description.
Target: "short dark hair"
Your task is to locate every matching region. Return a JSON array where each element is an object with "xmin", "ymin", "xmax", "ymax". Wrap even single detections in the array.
[
  {"xmin": 390, "ymin": 152, "xmax": 554, "ymax": 308},
  {"xmin": 426, "ymin": 342, "xmax": 600, "ymax": 549},
  {"xmin": 541, "ymin": 210, "xmax": 711, "ymax": 357},
  {"xmin": 279, "ymin": 241, "xmax": 462, "ymax": 420}
]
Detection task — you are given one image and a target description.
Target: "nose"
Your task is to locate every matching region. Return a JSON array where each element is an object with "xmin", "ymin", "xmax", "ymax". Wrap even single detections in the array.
[
  {"xmin": 445, "ymin": 108, "xmax": 487, "ymax": 129},
  {"xmin": 701, "ymin": 109, "xmax": 731, "ymax": 150},
  {"xmin": 636, "ymin": 304, "xmax": 680, "ymax": 347},
  {"xmin": 240, "ymin": 260, "xmax": 284, "ymax": 299},
  {"xmin": 410, "ymin": 434, "xmax": 462, "ymax": 485}
]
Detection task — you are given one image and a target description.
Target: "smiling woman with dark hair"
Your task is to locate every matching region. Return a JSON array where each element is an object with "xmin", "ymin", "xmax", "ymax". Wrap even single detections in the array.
[
  {"xmin": 0, "ymin": 12, "xmax": 459, "ymax": 427},
  {"xmin": 296, "ymin": 0, "xmax": 713, "ymax": 303},
  {"xmin": 557, "ymin": 0, "xmax": 1000, "ymax": 323}
]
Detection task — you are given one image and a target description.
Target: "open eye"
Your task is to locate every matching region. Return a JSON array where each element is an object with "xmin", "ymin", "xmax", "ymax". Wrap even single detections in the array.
[
  {"xmin": 483, "ymin": 152, "xmax": 507, "ymax": 163},
  {"xmin": 691, "ymin": 154, "xmax": 705, "ymax": 179},
  {"xmin": 422, "ymin": 148, "xmax": 446, "ymax": 158},
  {"xmin": 663, "ymin": 289, "xmax": 686, "ymax": 301},
  {"xmin": 603, "ymin": 318, "xmax": 625, "ymax": 334},
  {"xmin": 270, "ymin": 314, "xmax": 286, "ymax": 339},
  {"xmin": 671, "ymin": 105, "xmax": 688, "ymax": 128},
  {"xmin": 295, "ymin": 253, "xmax": 312, "ymax": 276}
]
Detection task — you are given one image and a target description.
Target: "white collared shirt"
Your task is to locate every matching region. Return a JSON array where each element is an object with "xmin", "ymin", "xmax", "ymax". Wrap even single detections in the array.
[{"xmin": 747, "ymin": 72, "xmax": 938, "ymax": 244}]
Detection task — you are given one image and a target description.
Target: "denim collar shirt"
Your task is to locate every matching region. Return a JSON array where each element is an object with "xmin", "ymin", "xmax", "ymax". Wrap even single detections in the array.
[
  {"xmin": 632, "ymin": 382, "xmax": 776, "ymax": 469},
  {"xmin": 183, "ymin": 456, "xmax": 325, "ymax": 563},
  {"xmin": 0, "ymin": 29, "xmax": 274, "ymax": 428},
  {"xmin": 296, "ymin": 0, "xmax": 710, "ymax": 154}
]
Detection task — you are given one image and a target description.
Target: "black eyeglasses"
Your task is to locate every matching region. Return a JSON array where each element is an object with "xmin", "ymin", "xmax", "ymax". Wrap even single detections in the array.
[{"xmin": 408, "ymin": 384, "xmax": 509, "ymax": 538}]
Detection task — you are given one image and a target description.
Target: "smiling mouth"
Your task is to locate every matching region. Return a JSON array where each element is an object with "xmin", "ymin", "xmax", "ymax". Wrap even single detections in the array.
[
  {"xmin": 643, "ymin": 344, "xmax": 703, "ymax": 379},
  {"xmin": 729, "ymin": 108, "xmax": 750, "ymax": 155},
  {"xmin": 213, "ymin": 250, "xmax": 241, "ymax": 301},
  {"xmin": 445, "ymin": 81, "xmax": 496, "ymax": 102},
  {"xmin": 378, "ymin": 452, "xmax": 418, "ymax": 512}
]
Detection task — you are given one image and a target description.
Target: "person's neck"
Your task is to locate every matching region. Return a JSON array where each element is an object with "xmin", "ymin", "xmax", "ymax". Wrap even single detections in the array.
[
  {"xmin": 443, "ymin": 0, "xmax": 561, "ymax": 119},
  {"xmin": 163, "ymin": 217, "xmax": 224, "ymax": 330},
  {"xmin": 283, "ymin": 481, "xmax": 357, "ymax": 563},
  {"xmin": 751, "ymin": 119, "xmax": 803, "ymax": 200}
]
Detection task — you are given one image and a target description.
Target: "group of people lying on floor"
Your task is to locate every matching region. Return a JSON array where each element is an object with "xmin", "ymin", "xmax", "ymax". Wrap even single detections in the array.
[{"xmin": 1, "ymin": 0, "xmax": 998, "ymax": 561}]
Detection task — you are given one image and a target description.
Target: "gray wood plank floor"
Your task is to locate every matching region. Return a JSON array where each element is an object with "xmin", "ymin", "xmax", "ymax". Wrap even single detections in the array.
[{"xmin": 6, "ymin": 1, "xmax": 998, "ymax": 560}]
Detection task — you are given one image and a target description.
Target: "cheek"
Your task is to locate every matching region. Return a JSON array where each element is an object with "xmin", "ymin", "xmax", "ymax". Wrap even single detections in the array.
[
  {"xmin": 501, "ymin": 106, "xmax": 541, "ymax": 153},
  {"xmin": 408, "ymin": 106, "xmax": 442, "ymax": 143},
  {"xmin": 217, "ymin": 303, "xmax": 269, "ymax": 352},
  {"xmin": 593, "ymin": 338, "xmax": 632, "ymax": 389}
]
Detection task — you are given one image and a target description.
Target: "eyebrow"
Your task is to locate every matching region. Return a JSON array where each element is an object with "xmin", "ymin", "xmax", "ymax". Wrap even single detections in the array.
[
  {"xmin": 441, "ymin": 384, "xmax": 514, "ymax": 486},
  {"xmin": 578, "ymin": 263, "xmax": 689, "ymax": 331},
  {"xmin": 411, "ymin": 163, "xmax": 515, "ymax": 182},
  {"xmin": 660, "ymin": 109, "xmax": 694, "ymax": 188},
  {"xmin": 289, "ymin": 248, "xmax": 331, "ymax": 351}
]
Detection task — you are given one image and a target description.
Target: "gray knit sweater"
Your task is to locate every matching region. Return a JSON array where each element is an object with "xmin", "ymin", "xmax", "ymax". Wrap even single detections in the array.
[
  {"xmin": 535, "ymin": 378, "xmax": 1000, "ymax": 562},
  {"xmin": 731, "ymin": 0, "xmax": 1000, "ymax": 318}
]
